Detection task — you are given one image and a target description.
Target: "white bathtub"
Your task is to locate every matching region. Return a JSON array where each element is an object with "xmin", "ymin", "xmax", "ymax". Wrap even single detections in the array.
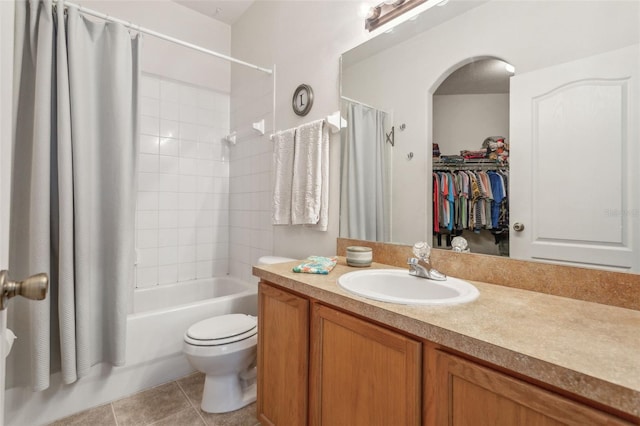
[
  {"xmin": 6, "ymin": 276, "xmax": 258, "ymax": 426},
  {"xmin": 127, "ymin": 276, "xmax": 258, "ymax": 365}
]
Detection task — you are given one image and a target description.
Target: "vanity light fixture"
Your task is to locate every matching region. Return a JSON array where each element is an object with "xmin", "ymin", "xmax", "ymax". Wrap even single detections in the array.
[{"xmin": 365, "ymin": 0, "xmax": 427, "ymax": 31}]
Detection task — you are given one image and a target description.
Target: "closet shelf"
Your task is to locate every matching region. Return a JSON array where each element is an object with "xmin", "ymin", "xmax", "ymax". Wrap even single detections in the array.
[{"xmin": 433, "ymin": 158, "xmax": 508, "ymax": 170}]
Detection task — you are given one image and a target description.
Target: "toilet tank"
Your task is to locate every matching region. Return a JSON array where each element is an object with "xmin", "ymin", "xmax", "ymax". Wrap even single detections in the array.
[{"xmin": 258, "ymin": 256, "xmax": 296, "ymax": 265}]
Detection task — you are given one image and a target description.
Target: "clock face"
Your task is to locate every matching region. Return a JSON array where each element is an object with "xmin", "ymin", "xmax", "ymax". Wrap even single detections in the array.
[{"xmin": 292, "ymin": 84, "xmax": 313, "ymax": 116}]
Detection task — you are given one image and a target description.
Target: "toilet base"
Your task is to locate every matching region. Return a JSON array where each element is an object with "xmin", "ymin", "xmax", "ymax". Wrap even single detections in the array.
[{"xmin": 200, "ymin": 372, "xmax": 257, "ymax": 413}]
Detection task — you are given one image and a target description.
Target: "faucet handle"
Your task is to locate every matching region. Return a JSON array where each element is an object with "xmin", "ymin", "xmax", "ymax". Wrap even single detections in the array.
[{"xmin": 412, "ymin": 242, "xmax": 432, "ymax": 262}]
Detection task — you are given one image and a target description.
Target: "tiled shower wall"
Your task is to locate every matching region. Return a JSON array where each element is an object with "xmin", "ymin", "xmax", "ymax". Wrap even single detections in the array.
[
  {"xmin": 229, "ymin": 70, "xmax": 274, "ymax": 284},
  {"xmin": 135, "ymin": 74, "xmax": 230, "ymax": 288}
]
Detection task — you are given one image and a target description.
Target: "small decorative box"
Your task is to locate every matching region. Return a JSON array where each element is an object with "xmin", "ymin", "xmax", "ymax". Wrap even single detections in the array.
[{"xmin": 346, "ymin": 246, "xmax": 373, "ymax": 267}]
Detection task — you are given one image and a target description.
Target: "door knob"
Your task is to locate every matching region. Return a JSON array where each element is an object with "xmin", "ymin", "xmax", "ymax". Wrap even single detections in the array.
[
  {"xmin": 0, "ymin": 270, "xmax": 48, "ymax": 310},
  {"xmin": 513, "ymin": 222, "xmax": 525, "ymax": 232}
]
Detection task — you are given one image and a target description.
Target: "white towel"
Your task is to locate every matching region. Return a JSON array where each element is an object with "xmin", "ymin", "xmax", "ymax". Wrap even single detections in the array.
[
  {"xmin": 291, "ymin": 119, "xmax": 329, "ymax": 231},
  {"xmin": 272, "ymin": 128, "xmax": 296, "ymax": 225}
]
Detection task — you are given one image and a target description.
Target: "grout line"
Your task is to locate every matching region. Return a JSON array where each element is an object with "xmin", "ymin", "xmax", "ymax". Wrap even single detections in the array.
[
  {"xmin": 175, "ymin": 376, "xmax": 208, "ymax": 425},
  {"xmin": 110, "ymin": 403, "xmax": 119, "ymax": 426}
]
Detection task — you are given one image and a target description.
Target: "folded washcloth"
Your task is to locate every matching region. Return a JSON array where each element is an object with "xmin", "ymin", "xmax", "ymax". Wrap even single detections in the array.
[{"xmin": 292, "ymin": 256, "xmax": 338, "ymax": 274}]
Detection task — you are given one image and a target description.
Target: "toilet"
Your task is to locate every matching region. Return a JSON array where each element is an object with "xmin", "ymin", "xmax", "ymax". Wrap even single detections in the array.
[{"xmin": 182, "ymin": 256, "xmax": 296, "ymax": 413}]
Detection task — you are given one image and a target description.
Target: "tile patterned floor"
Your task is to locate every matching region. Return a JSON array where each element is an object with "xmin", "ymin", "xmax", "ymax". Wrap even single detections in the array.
[{"xmin": 49, "ymin": 373, "xmax": 260, "ymax": 426}]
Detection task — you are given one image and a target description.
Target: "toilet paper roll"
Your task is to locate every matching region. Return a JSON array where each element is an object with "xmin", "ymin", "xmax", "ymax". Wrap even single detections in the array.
[{"xmin": 4, "ymin": 329, "xmax": 16, "ymax": 358}]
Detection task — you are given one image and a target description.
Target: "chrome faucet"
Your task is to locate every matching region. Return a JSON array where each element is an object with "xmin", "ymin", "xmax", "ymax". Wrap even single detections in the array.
[{"xmin": 407, "ymin": 242, "xmax": 446, "ymax": 281}]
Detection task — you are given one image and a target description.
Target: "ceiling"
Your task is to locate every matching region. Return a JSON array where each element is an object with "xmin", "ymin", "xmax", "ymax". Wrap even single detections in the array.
[{"xmin": 174, "ymin": 0, "xmax": 254, "ymax": 25}]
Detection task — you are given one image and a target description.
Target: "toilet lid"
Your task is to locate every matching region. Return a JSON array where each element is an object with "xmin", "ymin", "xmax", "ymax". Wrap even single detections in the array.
[{"xmin": 186, "ymin": 314, "xmax": 257, "ymax": 346}]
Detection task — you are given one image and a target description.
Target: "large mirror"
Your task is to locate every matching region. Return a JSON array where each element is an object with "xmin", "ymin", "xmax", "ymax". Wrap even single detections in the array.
[{"xmin": 340, "ymin": 0, "xmax": 640, "ymax": 272}]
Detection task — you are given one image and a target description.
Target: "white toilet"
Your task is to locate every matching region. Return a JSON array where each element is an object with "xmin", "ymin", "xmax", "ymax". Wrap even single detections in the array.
[{"xmin": 182, "ymin": 255, "xmax": 296, "ymax": 413}]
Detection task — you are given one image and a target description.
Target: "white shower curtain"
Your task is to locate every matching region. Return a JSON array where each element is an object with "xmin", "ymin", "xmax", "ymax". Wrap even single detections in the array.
[
  {"xmin": 340, "ymin": 102, "xmax": 391, "ymax": 242},
  {"xmin": 9, "ymin": 0, "xmax": 139, "ymax": 390}
]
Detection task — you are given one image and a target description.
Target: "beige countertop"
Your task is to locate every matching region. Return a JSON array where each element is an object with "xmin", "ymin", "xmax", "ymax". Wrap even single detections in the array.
[{"xmin": 253, "ymin": 258, "xmax": 640, "ymax": 419}]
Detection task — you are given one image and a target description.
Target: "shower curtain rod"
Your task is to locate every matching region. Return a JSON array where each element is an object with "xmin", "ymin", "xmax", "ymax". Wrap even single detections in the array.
[
  {"xmin": 340, "ymin": 96, "xmax": 391, "ymax": 114},
  {"xmin": 54, "ymin": 1, "xmax": 273, "ymax": 75}
]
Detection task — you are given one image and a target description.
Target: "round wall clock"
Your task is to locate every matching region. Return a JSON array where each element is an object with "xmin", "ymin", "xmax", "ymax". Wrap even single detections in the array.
[{"xmin": 292, "ymin": 84, "xmax": 314, "ymax": 116}]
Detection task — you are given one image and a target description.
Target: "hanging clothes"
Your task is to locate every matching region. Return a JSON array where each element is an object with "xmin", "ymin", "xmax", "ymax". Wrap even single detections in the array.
[{"xmin": 432, "ymin": 168, "xmax": 509, "ymax": 236}]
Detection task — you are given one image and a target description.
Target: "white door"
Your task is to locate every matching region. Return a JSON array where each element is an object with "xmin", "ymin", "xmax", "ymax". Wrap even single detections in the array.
[
  {"xmin": 0, "ymin": 0, "xmax": 15, "ymax": 424},
  {"xmin": 510, "ymin": 45, "xmax": 639, "ymax": 271}
]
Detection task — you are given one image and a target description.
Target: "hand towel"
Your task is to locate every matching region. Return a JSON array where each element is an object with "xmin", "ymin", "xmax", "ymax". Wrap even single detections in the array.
[
  {"xmin": 291, "ymin": 119, "xmax": 329, "ymax": 231},
  {"xmin": 272, "ymin": 128, "xmax": 296, "ymax": 225},
  {"xmin": 292, "ymin": 256, "xmax": 338, "ymax": 274}
]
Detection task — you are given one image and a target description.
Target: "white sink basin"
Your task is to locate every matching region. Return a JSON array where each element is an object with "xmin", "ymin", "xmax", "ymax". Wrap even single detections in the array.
[{"xmin": 338, "ymin": 269, "xmax": 479, "ymax": 306}]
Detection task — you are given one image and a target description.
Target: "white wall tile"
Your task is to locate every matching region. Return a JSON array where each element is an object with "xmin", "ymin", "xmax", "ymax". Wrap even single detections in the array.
[
  {"xmin": 141, "ymin": 97, "xmax": 160, "ymax": 117},
  {"xmin": 178, "ymin": 262, "xmax": 197, "ymax": 281},
  {"xmin": 138, "ymin": 248, "xmax": 158, "ymax": 268},
  {"xmin": 180, "ymin": 140, "xmax": 199, "ymax": 159},
  {"xmin": 137, "ymin": 211, "xmax": 158, "ymax": 230},
  {"xmin": 159, "ymin": 155, "xmax": 180, "ymax": 175},
  {"xmin": 160, "ymin": 101, "xmax": 181, "ymax": 121},
  {"xmin": 137, "ymin": 229, "xmax": 159, "ymax": 249},
  {"xmin": 158, "ymin": 246, "xmax": 178, "ymax": 266},
  {"xmin": 136, "ymin": 267, "xmax": 158, "ymax": 287},
  {"xmin": 178, "ymin": 245, "xmax": 196, "ymax": 263},
  {"xmin": 158, "ymin": 210, "xmax": 179, "ymax": 228},
  {"xmin": 137, "ymin": 192, "xmax": 158, "ymax": 211},
  {"xmin": 138, "ymin": 172, "xmax": 159, "ymax": 192},
  {"xmin": 158, "ymin": 229, "xmax": 178, "ymax": 247},
  {"xmin": 158, "ymin": 174, "xmax": 180, "ymax": 192},
  {"xmin": 159, "ymin": 138, "xmax": 180, "ymax": 156},
  {"xmin": 135, "ymin": 77, "xmax": 230, "ymax": 287},
  {"xmin": 140, "ymin": 135, "xmax": 160, "ymax": 155},
  {"xmin": 196, "ymin": 261, "xmax": 213, "ymax": 279},
  {"xmin": 158, "ymin": 193, "xmax": 179, "ymax": 211},
  {"xmin": 180, "ymin": 123, "xmax": 200, "ymax": 141},
  {"xmin": 160, "ymin": 119, "xmax": 180, "ymax": 139},
  {"xmin": 158, "ymin": 265, "xmax": 178, "ymax": 285},
  {"xmin": 140, "ymin": 116, "xmax": 159, "ymax": 136},
  {"xmin": 138, "ymin": 154, "xmax": 158, "ymax": 173}
]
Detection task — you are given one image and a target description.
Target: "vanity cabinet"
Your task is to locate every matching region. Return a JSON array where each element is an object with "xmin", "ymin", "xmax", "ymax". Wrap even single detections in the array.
[
  {"xmin": 430, "ymin": 351, "xmax": 632, "ymax": 426},
  {"xmin": 258, "ymin": 281, "xmax": 634, "ymax": 426},
  {"xmin": 309, "ymin": 303, "xmax": 421, "ymax": 425},
  {"xmin": 257, "ymin": 282, "xmax": 309, "ymax": 426}
]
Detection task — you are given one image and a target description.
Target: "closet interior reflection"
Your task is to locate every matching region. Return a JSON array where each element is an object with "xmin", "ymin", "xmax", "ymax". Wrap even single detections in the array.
[{"xmin": 432, "ymin": 58, "xmax": 511, "ymax": 256}]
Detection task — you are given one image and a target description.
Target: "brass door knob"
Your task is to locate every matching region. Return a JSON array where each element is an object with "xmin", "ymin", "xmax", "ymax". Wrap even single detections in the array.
[{"xmin": 0, "ymin": 270, "xmax": 48, "ymax": 310}]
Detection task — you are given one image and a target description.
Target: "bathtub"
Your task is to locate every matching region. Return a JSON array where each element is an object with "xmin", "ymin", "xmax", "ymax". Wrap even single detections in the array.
[
  {"xmin": 127, "ymin": 276, "xmax": 258, "ymax": 365},
  {"xmin": 7, "ymin": 276, "xmax": 258, "ymax": 426}
]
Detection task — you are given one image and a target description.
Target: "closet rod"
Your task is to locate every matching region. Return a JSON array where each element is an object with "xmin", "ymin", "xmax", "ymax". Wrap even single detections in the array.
[{"xmin": 55, "ymin": 1, "xmax": 273, "ymax": 75}]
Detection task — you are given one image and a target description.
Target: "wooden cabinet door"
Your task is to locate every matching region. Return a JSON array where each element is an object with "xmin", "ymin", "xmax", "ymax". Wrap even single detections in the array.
[
  {"xmin": 433, "ymin": 351, "xmax": 632, "ymax": 426},
  {"xmin": 258, "ymin": 282, "xmax": 309, "ymax": 426},
  {"xmin": 310, "ymin": 304, "xmax": 421, "ymax": 426}
]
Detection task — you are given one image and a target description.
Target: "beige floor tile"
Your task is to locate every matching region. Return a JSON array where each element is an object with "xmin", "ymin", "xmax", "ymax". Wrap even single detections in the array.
[
  {"xmin": 176, "ymin": 372, "xmax": 205, "ymax": 407},
  {"xmin": 176, "ymin": 373, "xmax": 259, "ymax": 425},
  {"xmin": 48, "ymin": 403, "xmax": 116, "ymax": 426},
  {"xmin": 199, "ymin": 403, "xmax": 258, "ymax": 426},
  {"xmin": 149, "ymin": 407, "xmax": 206, "ymax": 426},
  {"xmin": 112, "ymin": 382, "xmax": 191, "ymax": 426}
]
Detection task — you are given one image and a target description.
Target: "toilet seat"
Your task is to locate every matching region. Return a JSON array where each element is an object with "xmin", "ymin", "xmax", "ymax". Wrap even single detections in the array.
[{"xmin": 185, "ymin": 314, "xmax": 257, "ymax": 347}]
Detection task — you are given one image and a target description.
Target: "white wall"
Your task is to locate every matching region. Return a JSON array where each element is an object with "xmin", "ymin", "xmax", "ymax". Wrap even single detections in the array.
[
  {"xmin": 229, "ymin": 2, "xmax": 371, "ymax": 278},
  {"xmin": 433, "ymin": 93, "xmax": 509, "ymax": 156}
]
